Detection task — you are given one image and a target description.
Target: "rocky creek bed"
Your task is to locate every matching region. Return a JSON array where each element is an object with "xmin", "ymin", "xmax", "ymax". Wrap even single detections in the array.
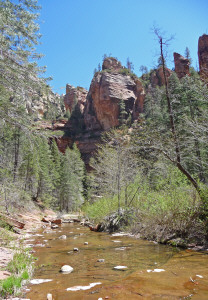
[{"xmin": 23, "ymin": 222, "xmax": 208, "ymax": 300}]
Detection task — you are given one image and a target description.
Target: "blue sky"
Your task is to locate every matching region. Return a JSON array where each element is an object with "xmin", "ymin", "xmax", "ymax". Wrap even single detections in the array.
[{"xmin": 36, "ymin": 0, "xmax": 208, "ymax": 94}]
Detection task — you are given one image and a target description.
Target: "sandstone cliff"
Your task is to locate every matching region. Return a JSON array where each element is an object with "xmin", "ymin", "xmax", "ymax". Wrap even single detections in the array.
[
  {"xmin": 198, "ymin": 34, "xmax": 208, "ymax": 83},
  {"xmin": 84, "ymin": 57, "xmax": 145, "ymax": 131},
  {"xmin": 64, "ymin": 84, "xmax": 87, "ymax": 114},
  {"xmin": 149, "ymin": 66, "xmax": 172, "ymax": 87},
  {"xmin": 53, "ymin": 58, "xmax": 145, "ymax": 165},
  {"xmin": 26, "ymin": 88, "xmax": 63, "ymax": 120},
  {"xmin": 174, "ymin": 52, "xmax": 190, "ymax": 79}
]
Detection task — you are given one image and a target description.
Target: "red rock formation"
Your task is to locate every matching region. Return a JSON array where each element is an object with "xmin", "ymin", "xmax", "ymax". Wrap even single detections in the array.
[
  {"xmin": 174, "ymin": 52, "xmax": 190, "ymax": 79},
  {"xmin": 84, "ymin": 58, "xmax": 145, "ymax": 131},
  {"xmin": 55, "ymin": 136, "xmax": 73, "ymax": 153},
  {"xmin": 150, "ymin": 66, "xmax": 172, "ymax": 87},
  {"xmin": 133, "ymin": 79, "xmax": 145, "ymax": 119},
  {"xmin": 64, "ymin": 84, "xmax": 87, "ymax": 113},
  {"xmin": 198, "ymin": 34, "xmax": 208, "ymax": 83}
]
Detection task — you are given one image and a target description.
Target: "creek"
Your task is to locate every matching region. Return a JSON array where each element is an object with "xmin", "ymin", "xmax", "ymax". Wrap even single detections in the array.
[{"xmin": 25, "ymin": 223, "xmax": 208, "ymax": 299}]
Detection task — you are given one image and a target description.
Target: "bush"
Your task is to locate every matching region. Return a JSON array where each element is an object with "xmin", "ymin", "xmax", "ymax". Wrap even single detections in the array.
[{"xmin": 84, "ymin": 165, "xmax": 205, "ymax": 244}]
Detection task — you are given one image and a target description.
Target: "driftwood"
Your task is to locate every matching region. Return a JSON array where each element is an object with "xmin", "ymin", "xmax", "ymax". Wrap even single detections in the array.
[
  {"xmin": 0, "ymin": 213, "xmax": 25, "ymax": 229},
  {"xmin": 89, "ymin": 224, "xmax": 102, "ymax": 232}
]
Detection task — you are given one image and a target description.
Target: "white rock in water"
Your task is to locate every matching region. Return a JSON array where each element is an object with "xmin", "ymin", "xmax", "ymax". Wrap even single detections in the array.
[
  {"xmin": 113, "ymin": 266, "xmax": 128, "ymax": 270},
  {"xmin": 153, "ymin": 269, "xmax": 165, "ymax": 272},
  {"xmin": 112, "ymin": 240, "xmax": 122, "ymax": 243},
  {"xmin": 59, "ymin": 235, "xmax": 67, "ymax": 239},
  {"xmin": 66, "ymin": 282, "xmax": 101, "ymax": 291},
  {"xmin": 47, "ymin": 293, "xmax": 53, "ymax": 300},
  {"xmin": 73, "ymin": 247, "xmax": 79, "ymax": 252},
  {"xmin": 51, "ymin": 224, "xmax": 59, "ymax": 229},
  {"xmin": 30, "ymin": 279, "xmax": 53, "ymax": 285},
  {"xmin": 84, "ymin": 242, "xmax": 88, "ymax": 245},
  {"xmin": 196, "ymin": 274, "xmax": 203, "ymax": 278},
  {"xmin": 115, "ymin": 247, "xmax": 126, "ymax": 251},
  {"xmin": 112, "ymin": 232, "xmax": 126, "ymax": 237},
  {"xmin": 60, "ymin": 265, "xmax": 74, "ymax": 273},
  {"xmin": 97, "ymin": 259, "xmax": 105, "ymax": 262}
]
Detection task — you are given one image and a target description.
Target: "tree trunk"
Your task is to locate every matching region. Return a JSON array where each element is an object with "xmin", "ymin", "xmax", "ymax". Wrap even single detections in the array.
[{"xmin": 159, "ymin": 36, "xmax": 202, "ymax": 199}]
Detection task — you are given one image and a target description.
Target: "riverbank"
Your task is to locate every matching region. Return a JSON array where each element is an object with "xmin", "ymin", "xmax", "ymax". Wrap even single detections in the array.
[
  {"xmin": 84, "ymin": 208, "xmax": 208, "ymax": 252},
  {"xmin": 0, "ymin": 204, "xmax": 58, "ymax": 299}
]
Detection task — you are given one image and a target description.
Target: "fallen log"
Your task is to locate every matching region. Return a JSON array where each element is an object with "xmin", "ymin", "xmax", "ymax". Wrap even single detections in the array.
[
  {"xmin": 51, "ymin": 219, "xmax": 62, "ymax": 225},
  {"xmin": 0, "ymin": 213, "xmax": 25, "ymax": 229},
  {"xmin": 89, "ymin": 224, "xmax": 102, "ymax": 232}
]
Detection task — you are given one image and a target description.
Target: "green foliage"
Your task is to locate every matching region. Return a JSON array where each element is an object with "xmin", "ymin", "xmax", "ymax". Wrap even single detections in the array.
[
  {"xmin": 60, "ymin": 144, "xmax": 85, "ymax": 211},
  {"xmin": 0, "ymin": 275, "xmax": 22, "ymax": 297},
  {"xmin": 0, "ymin": 250, "xmax": 33, "ymax": 298},
  {"xmin": 7, "ymin": 252, "xmax": 32, "ymax": 275},
  {"xmin": 84, "ymin": 163, "xmax": 203, "ymax": 241},
  {"xmin": 65, "ymin": 108, "xmax": 71, "ymax": 120},
  {"xmin": 118, "ymin": 67, "xmax": 137, "ymax": 79},
  {"xmin": 89, "ymin": 129, "xmax": 138, "ymax": 213}
]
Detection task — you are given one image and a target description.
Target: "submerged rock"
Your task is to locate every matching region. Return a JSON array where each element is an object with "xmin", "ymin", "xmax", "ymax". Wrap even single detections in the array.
[
  {"xmin": 30, "ymin": 279, "xmax": 53, "ymax": 284},
  {"xmin": 66, "ymin": 282, "xmax": 101, "ymax": 291},
  {"xmin": 59, "ymin": 235, "xmax": 67, "ymax": 239},
  {"xmin": 97, "ymin": 259, "xmax": 105, "ymax": 262},
  {"xmin": 147, "ymin": 269, "xmax": 165, "ymax": 273},
  {"xmin": 113, "ymin": 266, "xmax": 128, "ymax": 270}
]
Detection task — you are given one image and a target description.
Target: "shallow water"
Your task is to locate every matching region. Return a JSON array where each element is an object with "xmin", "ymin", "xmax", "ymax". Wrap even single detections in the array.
[{"xmin": 25, "ymin": 223, "xmax": 208, "ymax": 299}]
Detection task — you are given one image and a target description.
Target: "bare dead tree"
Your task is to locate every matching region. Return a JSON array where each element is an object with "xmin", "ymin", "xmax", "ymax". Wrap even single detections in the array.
[{"xmin": 153, "ymin": 27, "xmax": 202, "ymax": 197}]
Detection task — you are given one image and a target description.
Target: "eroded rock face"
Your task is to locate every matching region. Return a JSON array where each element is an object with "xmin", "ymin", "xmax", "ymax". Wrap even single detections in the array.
[
  {"xmin": 174, "ymin": 52, "xmax": 190, "ymax": 79},
  {"xmin": 26, "ymin": 90, "xmax": 62, "ymax": 120},
  {"xmin": 55, "ymin": 136, "xmax": 73, "ymax": 153},
  {"xmin": 198, "ymin": 34, "xmax": 208, "ymax": 83},
  {"xmin": 64, "ymin": 85, "xmax": 88, "ymax": 114},
  {"xmin": 84, "ymin": 58, "xmax": 145, "ymax": 130},
  {"xmin": 150, "ymin": 66, "xmax": 172, "ymax": 87}
]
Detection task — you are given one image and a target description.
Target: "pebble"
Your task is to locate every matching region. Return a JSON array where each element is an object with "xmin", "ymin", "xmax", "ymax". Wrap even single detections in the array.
[
  {"xmin": 196, "ymin": 274, "xmax": 203, "ymax": 278},
  {"xmin": 51, "ymin": 224, "xmax": 59, "ymax": 229},
  {"xmin": 97, "ymin": 259, "xmax": 105, "ymax": 262},
  {"xmin": 73, "ymin": 247, "xmax": 79, "ymax": 252},
  {"xmin": 60, "ymin": 265, "xmax": 74, "ymax": 273},
  {"xmin": 84, "ymin": 242, "xmax": 88, "ymax": 245}
]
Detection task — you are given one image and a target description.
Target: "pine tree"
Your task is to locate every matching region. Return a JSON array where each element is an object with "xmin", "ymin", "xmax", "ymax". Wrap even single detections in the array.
[{"xmin": 59, "ymin": 145, "xmax": 85, "ymax": 212}]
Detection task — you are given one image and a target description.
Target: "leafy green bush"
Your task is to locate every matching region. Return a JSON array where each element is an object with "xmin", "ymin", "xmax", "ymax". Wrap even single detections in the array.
[{"xmin": 84, "ymin": 165, "xmax": 204, "ymax": 243}]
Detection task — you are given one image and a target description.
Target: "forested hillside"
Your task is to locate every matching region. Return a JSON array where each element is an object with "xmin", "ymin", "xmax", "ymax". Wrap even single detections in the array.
[{"xmin": 0, "ymin": 0, "xmax": 85, "ymax": 213}]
